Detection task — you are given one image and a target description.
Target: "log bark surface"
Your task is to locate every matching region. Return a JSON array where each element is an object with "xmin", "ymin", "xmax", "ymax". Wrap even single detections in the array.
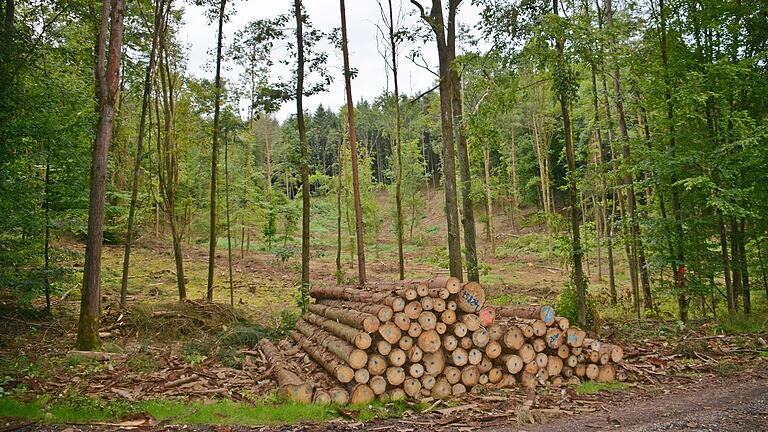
[{"xmin": 258, "ymin": 339, "xmax": 314, "ymax": 403}]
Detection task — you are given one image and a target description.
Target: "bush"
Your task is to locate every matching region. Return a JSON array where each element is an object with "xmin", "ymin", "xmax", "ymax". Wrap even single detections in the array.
[{"xmin": 556, "ymin": 283, "xmax": 598, "ymax": 329}]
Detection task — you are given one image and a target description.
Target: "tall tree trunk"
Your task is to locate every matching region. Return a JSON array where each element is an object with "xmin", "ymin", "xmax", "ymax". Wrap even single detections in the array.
[
  {"xmin": 483, "ymin": 146, "xmax": 494, "ymax": 254},
  {"xmin": 605, "ymin": 0, "xmax": 652, "ymax": 311},
  {"xmin": 44, "ymin": 151, "xmax": 51, "ymax": 313},
  {"xmin": 225, "ymin": 130, "xmax": 234, "ymax": 308},
  {"xmin": 77, "ymin": 0, "xmax": 125, "ymax": 351},
  {"xmin": 411, "ymin": 0, "xmax": 463, "ymax": 279},
  {"xmin": 120, "ymin": 0, "xmax": 164, "ymax": 308},
  {"xmin": 449, "ymin": 34, "xmax": 479, "ymax": 281},
  {"xmin": 296, "ymin": 0, "xmax": 311, "ymax": 308},
  {"xmin": 509, "ymin": 124, "xmax": 519, "ymax": 229},
  {"xmin": 719, "ymin": 214, "xmax": 734, "ymax": 312},
  {"xmin": 531, "ymin": 114, "xmax": 550, "ymax": 216},
  {"xmin": 730, "ymin": 217, "xmax": 742, "ymax": 310},
  {"xmin": 659, "ymin": 0, "xmax": 688, "ymax": 321},
  {"xmin": 589, "ymin": 16, "xmax": 616, "ymax": 303},
  {"xmin": 738, "ymin": 219, "xmax": 750, "ymax": 314},
  {"xmin": 758, "ymin": 236, "xmax": 768, "ymax": 302},
  {"xmin": 336, "ymin": 130, "xmax": 343, "ymax": 284},
  {"xmin": 592, "ymin": 191, "xmax": 602, "ymax": 281},
  {"xmin": 339, "ymin": 0, "xmax": 366, "ymax": 285},
  {"xmin": 554, "ymin": 0, "xmax": 586, "ymax": 325},
  {"xmin": 157, "ymin": 23, "xmax": 186, "ymax": 302},
  {"xmin": 263, "ymin": 116, "xmax": 272, "ymax": 190},
  {"xmin": 384, "ymin": 0, "xmax": 405, "ymax": 280},
  {"xmin": 619, "ymin": 190, "xmax": 640, "ymax": 317},
  {"xmin": 207, "ymin": 0, "xmax": 226, "ymax": 303}
]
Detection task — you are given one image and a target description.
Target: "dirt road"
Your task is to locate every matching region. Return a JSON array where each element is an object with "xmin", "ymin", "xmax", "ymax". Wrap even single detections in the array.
[{"xmin": 501, "ymin": 379, "xmax": 768, "ymax": 432}]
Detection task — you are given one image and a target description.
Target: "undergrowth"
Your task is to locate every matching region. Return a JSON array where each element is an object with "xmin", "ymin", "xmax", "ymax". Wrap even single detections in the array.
[
  {"xmin": 0, "ymin": 395, "xmax": 428, "ymax": 425},
  {"xmin": 0, "ymin": 396, "xmax": 336, "ymax": 425},
  {"xmin": 574, "ymin": 381, "xmax": 627, "ymax": 395}
]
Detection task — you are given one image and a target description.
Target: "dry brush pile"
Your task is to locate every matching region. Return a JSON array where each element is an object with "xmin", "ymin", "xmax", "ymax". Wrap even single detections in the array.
[{"xmin": 260, "ymin": 276, "xmax": 625, "ymax": 405}]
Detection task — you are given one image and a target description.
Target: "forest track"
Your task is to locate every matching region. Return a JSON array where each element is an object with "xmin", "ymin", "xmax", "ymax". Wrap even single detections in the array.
[{"xmin": 500, "ymin": 378, "xmax": 768, "ymax": 432}]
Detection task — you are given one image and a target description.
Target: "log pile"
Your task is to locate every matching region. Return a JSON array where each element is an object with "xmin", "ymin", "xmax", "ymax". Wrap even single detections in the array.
[{"xmin": 266, "ymin": 276, "xmax": 625, "ymax": 404}]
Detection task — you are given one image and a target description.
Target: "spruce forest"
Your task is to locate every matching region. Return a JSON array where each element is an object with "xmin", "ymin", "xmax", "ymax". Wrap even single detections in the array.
[{"xmin": 1, "ymin": 0, "xmax": 767, "ymax": 429}]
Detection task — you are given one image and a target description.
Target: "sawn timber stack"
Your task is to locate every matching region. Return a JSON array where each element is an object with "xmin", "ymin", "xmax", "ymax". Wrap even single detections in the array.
[{"xmin": 260, "ymin": 276, "xmax": 625, "ymax": 404}]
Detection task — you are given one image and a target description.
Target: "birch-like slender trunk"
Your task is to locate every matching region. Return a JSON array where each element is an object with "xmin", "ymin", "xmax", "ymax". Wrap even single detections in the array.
[{"xmin": 207, "ymin": 0, "xmax": 227, "ymax": 303}]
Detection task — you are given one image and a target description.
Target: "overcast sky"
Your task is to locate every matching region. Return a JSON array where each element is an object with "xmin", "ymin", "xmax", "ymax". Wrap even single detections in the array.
[{"xmin": 178, "ymin": 0, "xmax": 482, "ymax": 120}]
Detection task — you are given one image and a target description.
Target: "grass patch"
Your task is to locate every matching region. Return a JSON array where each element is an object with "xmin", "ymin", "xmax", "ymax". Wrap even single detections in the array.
[
  {"xmin": 345, "ymin": 399, "xmax": 426, "ymax": 422},
  {"xmin": 0, "ymin": 398, "xmax": 44, "ymax": 420},
  {"xmin": 573, "ymin": 381, "xmax": 627, "ymax": 395},
  {"xmin": 0, "ymin": 396, "xmax": 338, "ymax": 425},
  {"xmin": 715, "ymin": 313, "xmax": 768, "ymax": 334}
]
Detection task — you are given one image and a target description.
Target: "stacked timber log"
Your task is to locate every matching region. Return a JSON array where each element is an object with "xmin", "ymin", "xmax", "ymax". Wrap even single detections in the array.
[{"xmin": 267, "ymin": 276, "xmax": 625, "ymax": 404}]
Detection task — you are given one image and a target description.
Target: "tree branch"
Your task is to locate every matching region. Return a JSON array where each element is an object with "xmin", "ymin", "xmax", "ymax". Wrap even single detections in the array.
[{"xmin": 409, "ymin": 83, "xmax": 439, "ymax": 104}]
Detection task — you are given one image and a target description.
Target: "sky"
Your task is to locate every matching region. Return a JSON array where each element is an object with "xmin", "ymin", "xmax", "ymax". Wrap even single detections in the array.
[{"xmin": 178, "ymin": 0, "xmax": 482, "ymax": 120}]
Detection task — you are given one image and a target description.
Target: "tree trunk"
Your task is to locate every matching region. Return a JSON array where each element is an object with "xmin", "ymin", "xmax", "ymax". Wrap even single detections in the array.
[
  {"xmin": 509, "ymin": 125, "xmax": 519, "ymax": 229},
  {"xmin": 120, "ymin": 0, "xmax": 164, "ymax": 308},
  {"xmin": 605, "ymin": 0, "xmax": 652, "ymax": 311},
  {"xmin": 531, "ymin": 114, "xmax": 549, "ymax": 216},
  {"xmin": 450, "ymin": 64, "xmax": 479, "ymax": 282},
  {"xmin": 483, "ymin": 146, "xmax": 494, "ymax": 254},
  {"xmin": 206, "ymin": 0, "xmax": 226, "ymax": 303},
  {"xmin": 594, "ymin": 83, "xmax": 617, "ymax": 303},
  {"xmin": 618, "ymin": 191, "xmax": 640, "ymax": 316},
  {"xmin": 295, "ymin": 0, "xmax": 311, "ymax": 307},
  {"xmin": 170, "ymin": 223, "xmax": 187, "ymax": 301},
  {"xmin": 339, "ymin": 0, "xmax": 367, "ymax": 285},
  {"xmin": 384, "ymin": 0, "xmax": 405, "ymax": 281},
  {"xmin": 336, "ymin": 130, "xmax": 343, "ymax": 283},
  {"xmin": 157, "ymin": 20, "xmax": 186, "ymax": 302},
  {"xmin": 44, "ymin": 151, "xmax": 51, "ymax": 313},
  {"xmin": 263, "ymin": 115, "xmax": 272, "ymax": 189},
  {"xmin": 658, "ymin": 0, "xmax": 688, "ymax": 321},
  {"xmin": 738, "ymin": 219, "xmax": 750, "ymax": 314},
  {"xmin": 759, "ymin": 236, "xmax": 768, "ymax": 302},
  {"xmin": 412, "ymin": 0, "xmax": 462, "ymax": 280},
  {"xmin": 592, "ymin": 192, "xmax": 603, "ymax": 281},
  {"xmin": 719, "ymin": 214, "xmax": 734, "ymax": 312},
  {"xmin": 554, "ymin": 0, "xmax": 586, "ymax": 325},
  {"xmin": 225, "ymin": 129, "xmax": 234, "ymax": 307},
  {"xmin": 77, "ymin": 0, "xmax": 125, "ymax": 351}
]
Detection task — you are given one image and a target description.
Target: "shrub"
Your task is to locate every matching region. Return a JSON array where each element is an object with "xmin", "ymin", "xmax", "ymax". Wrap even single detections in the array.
[{"xmin": 556, "ymin": 283, "xmax": 598, "ymax": 329}]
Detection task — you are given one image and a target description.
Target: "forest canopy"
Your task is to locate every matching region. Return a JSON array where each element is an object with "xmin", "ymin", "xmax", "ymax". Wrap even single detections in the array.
[{"xmin": 1, "ymin": 0, "xmax": 767, "ymax": 351}]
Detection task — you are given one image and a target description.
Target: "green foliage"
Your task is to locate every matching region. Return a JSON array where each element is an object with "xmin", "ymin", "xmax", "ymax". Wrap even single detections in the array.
[
  {"xmin": 715, "ymin": 314, "xmax": 768, "ymax": 335},
  {"xmin": 556, "ymin": 283, "xmax": 598, "ymax": 329},
  {"xmin": 275, "ymin": 245, "xmax": 297, "ymax": 264},
  {"xmin": 497, "ymin": 232, "xmax": 551, "ymax": 257}
]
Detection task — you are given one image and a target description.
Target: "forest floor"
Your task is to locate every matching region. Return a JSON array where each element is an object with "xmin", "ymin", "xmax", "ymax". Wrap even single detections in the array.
[{"xmin": 1, "ymin": 190, "xmax": 767, "ymax": 430}]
